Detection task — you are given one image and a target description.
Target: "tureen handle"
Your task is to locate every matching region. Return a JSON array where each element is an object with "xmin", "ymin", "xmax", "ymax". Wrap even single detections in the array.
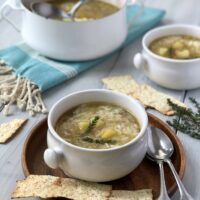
[
  {"xmin": 127, "ymin": 0, "xmax": 144, "ymax": 29},
  {"xmin": 0, "ymin": 0, "xmax": 25, "ymax": 32},
  {"xmin": 44, "ymin": 148, "xmax": 62, "ymax": 169}
]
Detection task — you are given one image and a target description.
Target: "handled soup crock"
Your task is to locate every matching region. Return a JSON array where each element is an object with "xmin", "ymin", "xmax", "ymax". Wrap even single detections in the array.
[
  {"xmin": 133, "ymin": 24, "xmax": 200, "ymax": 90},
  {"xmin": 0, "ymin": 0, "xmax": 143, "ymax": 61},
  {"xmin": 44, "ymin": 89, "xmax": 148, "ymax": 182}
]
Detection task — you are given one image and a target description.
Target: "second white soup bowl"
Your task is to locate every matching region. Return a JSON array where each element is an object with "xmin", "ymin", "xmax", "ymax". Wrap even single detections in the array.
[
  {"xmin": 134, "ymin": 24, "xmax": 200, "ymax": 90},
  {"xmin": 44, "ymin": 89, "xmax": 148, "ymax": 182}
]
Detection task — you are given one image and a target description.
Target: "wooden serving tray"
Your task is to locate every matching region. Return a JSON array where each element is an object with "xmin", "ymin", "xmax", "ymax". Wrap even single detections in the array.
[{"xmin": 22, "ymin": 113, "xmax": 185, "ymax": 199}]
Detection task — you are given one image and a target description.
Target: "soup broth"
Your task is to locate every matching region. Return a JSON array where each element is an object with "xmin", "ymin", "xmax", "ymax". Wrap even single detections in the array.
[
  {"xmin": 48, "ymin": 0, "xmax": 119, "ymax": 21},
  {"xmin": 149, "ymin": 35, "xmax": 200, "ymax": 59},
  {"xmin": 55, "ymin": 103, "xmax": 140, "ymax": 149}
]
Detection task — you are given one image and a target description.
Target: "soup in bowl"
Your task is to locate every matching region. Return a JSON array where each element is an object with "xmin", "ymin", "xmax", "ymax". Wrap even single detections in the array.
[
  {"xmin": 45, "ymin": 89, "xmax": 148, "ymax": 182},
  {"xmin": 47, "ymin": 0, "xmax": 120, "ymax": 22},
  {"xmin": 149, "ymin": 35, "xmax": 200, "ymax": 60},
  {"xmin": 55, "ymin": 102, "xmax": 140, "ymax": 149}
]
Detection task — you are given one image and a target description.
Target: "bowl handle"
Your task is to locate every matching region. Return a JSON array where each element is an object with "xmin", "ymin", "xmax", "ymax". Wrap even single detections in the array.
[
  {"xmin": 44, "ymin": 148, "xmax": 62, "ymax": 169},
  {"xmin": 133, "ymin": 53, "xmax": 149, "ymax": 73},
  {"xmin": 0, "ymin": 0, "xmax": 25, "ymax": 32}
]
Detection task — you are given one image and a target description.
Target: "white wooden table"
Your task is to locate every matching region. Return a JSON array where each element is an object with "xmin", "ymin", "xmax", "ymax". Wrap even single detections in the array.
[{"xmin": 0, "ymin": 0, "xmax": 200, "ymax": 199}]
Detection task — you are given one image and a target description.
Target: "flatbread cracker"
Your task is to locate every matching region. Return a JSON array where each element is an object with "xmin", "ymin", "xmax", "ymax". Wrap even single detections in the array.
[
  {"xmin": 109, "ymin": 189, "xmax": 153, "ymax": 200},
  {"xmin": 102, "ymin": 75, "xmax": 186, "ymax": 115},
  {"xmin": 130, "ymin": 84, "xmax": 186, "ymax": 115},
  {"xmin": 0, "ymin": 118, "xmax": 27, "ymax": 143},
  {"xmin": 102, "ymin": 76, "xmax": 139, "ymax": 94},
  {"xmin": 11, "ymin": 175, "xmax": 112, "ymax": 200}
]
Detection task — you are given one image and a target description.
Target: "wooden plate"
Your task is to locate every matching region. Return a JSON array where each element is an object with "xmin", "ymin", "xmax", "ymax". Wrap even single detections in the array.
[{"xmin": 22, "ymin": 113, "xmax": 185, "ymax": 200}]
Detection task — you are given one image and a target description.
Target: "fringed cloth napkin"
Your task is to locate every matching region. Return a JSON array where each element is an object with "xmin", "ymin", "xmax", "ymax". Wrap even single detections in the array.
[{"xmin": 0, "ymin": 5, "xmax": 165, "ymax": 116}]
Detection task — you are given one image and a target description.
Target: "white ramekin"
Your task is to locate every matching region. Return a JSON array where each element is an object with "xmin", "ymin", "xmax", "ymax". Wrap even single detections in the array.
[
  {"xmin": 44, "ymin": 89, "xmax": 148, "ymax": 182},
  {"xmin": 133, "ymin": 24, "xmax": 200, "ymax": 90}
]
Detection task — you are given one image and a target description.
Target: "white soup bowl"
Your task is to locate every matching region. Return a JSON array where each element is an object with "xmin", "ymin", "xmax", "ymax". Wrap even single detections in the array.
[
  {"xmin": 134, "ymin": 24, "xmax": 200, "ymax": 90},
  {"xmin": 44, "ymin": 89, "xmax": 148, "ymax": 182}
]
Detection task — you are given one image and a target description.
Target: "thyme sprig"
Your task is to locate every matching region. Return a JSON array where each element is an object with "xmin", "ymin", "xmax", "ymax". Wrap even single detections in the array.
[
  {"xmin": 167, "ymin": 98, "xmax": 200, "ymax": 139},
  {"xmin": 81, "ymin": 116, "xmax": 100, "ymax": 137},
  {"xmin": 82, "ymin": 136, "xmax": 116, "ymax": 145}
]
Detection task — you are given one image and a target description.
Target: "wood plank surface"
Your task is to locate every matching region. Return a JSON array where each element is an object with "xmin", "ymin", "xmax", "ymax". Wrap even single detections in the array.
[{"xmin": 0, "ymin": 0, "xmax": 200, "ymax": 199}]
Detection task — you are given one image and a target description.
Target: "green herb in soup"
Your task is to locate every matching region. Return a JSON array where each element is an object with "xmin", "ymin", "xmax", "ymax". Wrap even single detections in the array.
[
  {"xmin": 48, "ymin": 0, "xmax": 119, "ymax": 21},
  {"xmin": 55, "ymin": 103, "xmax": 140, "ymax": 149},
  {"xmin": 149, "ymin": 35, "xmax": 200, "ymax": 59}
]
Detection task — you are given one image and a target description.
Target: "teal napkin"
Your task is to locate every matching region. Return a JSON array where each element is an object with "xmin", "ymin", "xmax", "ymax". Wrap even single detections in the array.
[{"xmin": 0, "ymin": 5, "xmax": 165, "ymax": 92}]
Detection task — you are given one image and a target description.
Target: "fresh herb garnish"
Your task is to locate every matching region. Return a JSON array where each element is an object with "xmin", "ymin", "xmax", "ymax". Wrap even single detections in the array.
[
  {"xmin": 81, "ymin": 116, "xmax": 100, "ymax": 136},
  {"xmin": 82, "ymin": 136, "xmax": 116, "ymax": 145},
  {"xmin": 95, "ymin": 139, "xmax": 116, "ymax": 145},
  {"xmin": 167, "ymin": 98, "xmax": 200, "ymax": 139}
]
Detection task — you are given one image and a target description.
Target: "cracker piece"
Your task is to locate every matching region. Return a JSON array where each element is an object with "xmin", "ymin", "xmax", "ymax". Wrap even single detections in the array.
[
  {"xmin": 11, "ymin": 175, "xmax": 112, "ymax": 200},
  {"xmin": 102, "ymin": 75, "xmax": 186, "ymax": 115},
  {"xmin": 109, "ymin": 189, "xmax": 153, "ymax": 200},
  {"xmin": 0, "ymin": 118, "xmax": 27, "ymax": 143},
  {"xmin": 130, "ymin": 84, "xmax": 186, "ymax": 115},
  {"xmin": 102, "ymin": 76, "xmax": 139, "ymax": 94}
]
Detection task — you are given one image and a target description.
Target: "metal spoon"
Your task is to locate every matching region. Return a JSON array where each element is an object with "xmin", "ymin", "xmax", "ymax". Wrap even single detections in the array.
[
  {"xmin": 31, "ymin": 0, "xmax": 87, "ymax": 20},
  {"xmin": 147, "ymin": 127, "xmax": 170, "ymax": 200},
  {"xmin": 146, "ymin": 154, "xmax": 170, "ymax": 200},
  {"xmin": 147, "ymin": 126, "xmax": 194, "ymax": 200}
]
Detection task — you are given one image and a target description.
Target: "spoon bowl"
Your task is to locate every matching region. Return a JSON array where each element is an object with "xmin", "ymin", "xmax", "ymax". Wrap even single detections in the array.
[
  {"xmin": 31, "ymin": 0, "xmax": 87, "ymax": 20},
  {"xmin": 31, "ymin": 2, "xmax": 65, "ymax": 19},
  {"xmin": 147, "ymin": 126, "xmax": 174, "ymax": 160}
]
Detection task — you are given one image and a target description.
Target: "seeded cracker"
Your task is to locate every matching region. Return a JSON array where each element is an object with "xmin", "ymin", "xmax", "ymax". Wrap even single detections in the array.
[
  {"xmin": 102, "ymin": 76, "xmax": 139, "ymax": 94},
  {"xmin": 130, "ymin": 84, "xmax": 186, "ymax": 115},
  {"xmin": 11, "ymin": 175, "xmax": 112, "ymax": 200},
  {"xmin": 102, "ymin": 76, "xmax": 186, "ymax": 115},
  {"xmin": 109, "ymin": 189, "xmax": 153, "ymax": 200},
  {"xmin": 0, "ymin": 118, "xmax": 27, "ymax": 143}
]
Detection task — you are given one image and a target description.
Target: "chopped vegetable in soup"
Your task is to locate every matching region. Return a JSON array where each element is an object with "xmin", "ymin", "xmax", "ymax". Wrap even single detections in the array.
[
  {"xmin": 55, "ymin": 103, "xmax": 140, "ymax": 149},
  {"xmin": 149, "ymin": 35, "xmax": 200, "ymax": 59},
  {"xmin": 48, "ymin": 0, "xmax": 119, "ymax": 21}
]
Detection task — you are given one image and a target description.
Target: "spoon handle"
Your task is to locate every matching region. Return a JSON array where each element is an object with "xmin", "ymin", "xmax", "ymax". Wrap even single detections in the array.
[
  {"xmin": 158, "ymin": 161, "xmax": 171, "ymax": 200},
  {"xmin": 165, "ymin": 159, "xmax": 194, "ymax": 200},
  {"xmin": 67, "ymin": 0, "xmax": 87, "ymax": 17}
]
